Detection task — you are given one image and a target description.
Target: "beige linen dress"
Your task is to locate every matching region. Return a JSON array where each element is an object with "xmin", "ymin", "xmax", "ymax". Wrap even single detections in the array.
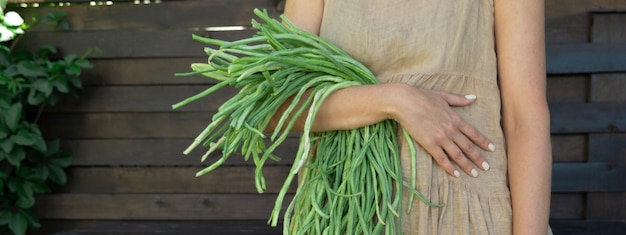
[{"xmin": 319, "ymin": 0, "xmax": 552, "ymax": 234}]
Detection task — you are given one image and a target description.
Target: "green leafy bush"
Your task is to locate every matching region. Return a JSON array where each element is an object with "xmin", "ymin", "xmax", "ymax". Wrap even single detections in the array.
[{"xmin": 0, "ymin": 5, "xmax": 92, "ymax": 235}]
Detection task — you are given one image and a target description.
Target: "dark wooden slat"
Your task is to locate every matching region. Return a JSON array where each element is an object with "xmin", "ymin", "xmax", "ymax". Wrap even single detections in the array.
[
  {"xmin": 546, "ymin": 75, "xmax": 589, "ymax": 103},
  {"xmin": 550, "ymin": 193, "xmax": 585, "ymax": 219},
  {"xmin": 592, "ymin": 12, "xmax": 626, "ymax": 43},
  {"xmin": 551, "ymin": 134, "xmax": 586, "ymax": 162},
  {"xmin": 552, "ymin": 162, "xmax": 626, "ymax": 192},
  {"xmin": 35, "ymin": 193, "xmax": 293, "ymax": 220},
  {"xmin": 57, "ymin": 166, "xmax": 295, "ymax": 194},
  {"xmin": 587, "ymin": 192, "xmax": 626, "ymax": 220},
  {"xmin": 546, "ymin": 43, "xmax": 626, "ymax": 74},
  {"xmin": 11, "ymin": 0, "xmax": 281, "ymax": 32},
  {"xmin": 31, "ymin": 220, "xmax": 626, "ymax": 235},
  {"xmin": 549, "ymin": 220, "xmax": 626, "ymax": 235},
  {"xmin": 549, "ymin": 102, "xmax": 626, "ymax": 133},
  {"xmin": 82, "ymin": 57, "xmax": 211, "ymax": 86},
  {"xmin": 62, "ymin": 139, "xmax": 298, "ymax": 166},
  {"xmin": 62, "ymin": 135, "xmax": 581, "ymax": 166},
  {"xmin": 46, "ymin": 220, "xmax": 282, "ymax": 235},
  {"xmin": 14, "ymin": 30, "xmax": 257, "ymax": 59},
  {"xmin": 38, "ymin": 112, "xmax": 212, "ymax": 139},
  {"xmin": 46, "ymin": 86, "xmax": 239, "ymax": 112},
  {"xmin": 589, "ymin": 134, "xmax": 626, "ymax": 162},
  {"xmin": 35, "ymin": 102, "xmax": 626, "ymax": 140}
]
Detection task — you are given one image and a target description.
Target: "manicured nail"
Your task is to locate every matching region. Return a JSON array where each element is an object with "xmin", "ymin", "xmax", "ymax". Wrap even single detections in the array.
[
  {"xmin": 482, "ymin": 161, "xmax": 490, "ymax": 171},
  {"xmin": 488, "ymin": 143, "xmax": 496, "ymax": 152},
  {"xmin": 454, "ymin": 170, "xmax": 461, "ymax": 178},
  {"xmin": 471, "ymin": 168, "xmax": 479, "ymax": 177},
  {"xmin": 465, "ymin": 94, "xmax": 477, "ymax": 100}
]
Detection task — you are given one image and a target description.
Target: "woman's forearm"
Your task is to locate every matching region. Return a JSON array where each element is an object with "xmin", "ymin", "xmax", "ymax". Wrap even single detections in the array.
[
  {"xmin": 505, "ymin": 115, "xmax": 552, "ymax": 234},
  {"xmin": 494, "ymin": 0, "xmax": 552, "ymax": 233},
  {"xmin": 267, "ymin": 83, "xmax": 400, "ymax": 132}
]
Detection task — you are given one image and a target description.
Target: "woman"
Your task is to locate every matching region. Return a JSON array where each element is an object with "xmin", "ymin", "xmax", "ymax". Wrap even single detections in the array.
[{"xmin": 276, "ymin": 0, "xmax": 553, "ymax": 234}]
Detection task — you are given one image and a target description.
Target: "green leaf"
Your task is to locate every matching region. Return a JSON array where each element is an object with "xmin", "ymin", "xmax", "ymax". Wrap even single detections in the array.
[
  {"xmin": 6, "ymin": 146, "xmax": 25, "ymax": 166},
  {"xmin": 12, "ymin": 128, "xmax": 35, "ymax": 146},
  {"xmin": 31, "ymin": 133, "xmax": 47, "ymax": 153},
  {"xmin": 26, "ymin": 88, "xmax": 46, "ymax": 106},
  {"xmin": 67, "ymin": 75, "xmax": 82, "ymax": 89},
  {"xmin": 0, "ymin": 137, "xmax": 15, "ymax": 153},
  {"xmin": 17, "ymin": 61, "xmax": 47, "ymax": 78},
  {"xmin": 0, "ymin": 210, "xmax": 10, "ymax": 225},
  {"xmin": 64, "ymin": 54, "xmax": 77, "ymax": 64},
  {"xmin": 36, "ymin": 45, "xmax": 57, "ymax": 59},
  {"xmin": 0, "ymin": 125, "xmax": 9, "ymax": 139},
  {"xmin": 28, "ymin": 180, "xmax": 50, "ymax": 194},
  {"xmin": 0, "ymin": 46, "xmax": 10, "ymax": 67},
  {"xmin": 32, "ymin": 79, "xmax": 53, "ymax": 96},
  {"xmin": 8, "ymin": 211, "xmax": 27, "ymax": 235},
  {"xmin": 48, "ymin": 165, "xmax": 66, "ymax": 185},
  {"xmin": 15, "ymin": 192, "xmax": 34, "ymax": 208},
  {"xmin": 46, "ymin": 139, "xmax": 60, "ymax": 154},
  {"xmin": 53, "ymin": 77, "xmax": 70, "ymax": 93},
  {"xmin": 5, "ymin": 103, "xmax": 22, "ymax": 132},
  {"xmin": 0, "ymin": 171, "xmax": 8, "ymax": 178},
  {"xmin": 35, "ymin": 165, "xmax": 49, "ymax": 180},
  {"xmin": 51, "ymin": 152, "xmax": 73, "ymax": 168},
  {"xmin": 18, "ymin": 209, "xmax": 40, "ymax": 229},
  {"xmin": 74, "ymin": 58, "xmax": 93, "ymax": 69}
]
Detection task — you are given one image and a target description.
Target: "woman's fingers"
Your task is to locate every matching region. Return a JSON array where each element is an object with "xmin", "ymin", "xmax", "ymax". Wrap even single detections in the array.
[{"xmin": 415, "ymin": 90, "xmax": 495, "ymax": 176}]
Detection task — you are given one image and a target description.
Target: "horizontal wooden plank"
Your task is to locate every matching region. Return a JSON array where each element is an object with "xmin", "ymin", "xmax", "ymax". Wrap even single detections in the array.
[
  {"xmin": 592, "ymin": 12, "xmax": 626, "ymax": 43},
  {"xmin": 54, "ymin": 163, "xmax": 626, "ymax": 194},
  {"xmin": 546, "ymin": 43, "xmax": 626, "ymax": 74},
  {"xmin": 38, "ymin": 112, "xmax": 213, "ymax": 138},
  {"xmin": 62, "ymin": 139, "xmax": 298, "ymax": 166},
  {"xmin": 57, "ymin": 166, "xmax": 295, "ymax": 194},
  {"xmin": 591, "ymin": 73, "xmax": 626, "ymax": 102},
  {"xmin": 14, "ymin": 30, "xmax": 257, "ymax": 59},
  {"xmin": 34, "ymin": 193, "xmax": 293, "ymax": 220},
  {"xmin": 550, "ymin": 193, "xmax": 585, "ymax": 219},
  {"xmin": 546, "ymin": 75, "xmax": 589, "ymax": 103},
  {"xmin": 549, "ymin": 102, "xmax": 626, "ymax": 133},
  {"xmin": 552, "ymin": 162, "xmax": 626, "ymax": 192},
  {"xmin": 32, "ymin": 220, "xmax": 626, "ymax": 235},
  {"xmin": 46, "ymin": 86, "xmax": 239, "ymax": 112},
  {"xmin": 10, "ymin": 0, "xmax": 282, "ymax": 31},
  {"xmin": 551, "ymin": 134, "xmax": 586, "ymax": 162},
  {"xmin": 35, "ymin": 102, "xmax": 626, "ymax": 139},
  {"xmin": 589, "ymin": 133, "xmax": 626, "ymax": 162},
  {"xmin": 33, "ymin": 192, "xmax": 583, "ymax": 221},
  {"xmin": 41, "ymin": 220, "xmax": 282, "ymax": 235},
  {"xmin": 82, "ymin": 57, "xmax": 212, "ymax": 86},
  {"xmin": 549, "ymin": 220, "xmax": 626, "ymax": 235},
  {"xmin": 60, "ymin": 134, "xmax": 582, "ymax": 166},
  {"xmin": 587, "ymin": 192, "xmax": 626, "ymax": 220}
]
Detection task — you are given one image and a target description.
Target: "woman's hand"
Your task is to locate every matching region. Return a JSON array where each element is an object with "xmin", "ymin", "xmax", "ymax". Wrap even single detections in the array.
[{"xmin": 389, "ymin": 83, "xmax": 494, "ymax": 177}]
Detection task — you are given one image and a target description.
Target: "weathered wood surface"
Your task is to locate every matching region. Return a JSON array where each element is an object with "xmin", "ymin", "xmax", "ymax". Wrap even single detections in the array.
[
  {"xmin": 34, "ymin": 194, "xmax": 293, "ymax": 220},
  {"xmin": 3, "ymin": 0, "xmax": 625, "ymax": 234}
]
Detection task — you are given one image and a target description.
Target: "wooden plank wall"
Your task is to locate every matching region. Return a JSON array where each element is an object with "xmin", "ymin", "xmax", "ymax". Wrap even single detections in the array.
[{"xmin": 3, "ymin": 0, "xmax": 625, "ymax": 234}]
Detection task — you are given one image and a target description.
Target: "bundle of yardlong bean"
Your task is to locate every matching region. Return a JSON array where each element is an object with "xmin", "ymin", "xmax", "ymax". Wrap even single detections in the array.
[{"xmin": 173, "ymin": 8, "xmax": 440, "ymax": 234}]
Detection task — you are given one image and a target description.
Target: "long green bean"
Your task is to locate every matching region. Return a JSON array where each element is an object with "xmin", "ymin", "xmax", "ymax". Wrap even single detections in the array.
[{"xmin": 173, "ymin": 8, "xmax": 441, "ymax": 234}]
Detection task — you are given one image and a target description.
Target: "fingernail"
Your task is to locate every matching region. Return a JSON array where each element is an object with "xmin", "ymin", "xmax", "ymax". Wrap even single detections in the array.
[
  {"xmin": 488, "ymin": 143, "xmax": 496, "ymax": 152},
  {"xmin": 465, "ymin": 94, "xmax": 477, "ymax": 100},
  {"xmin": 454, "ymin": 170, "xmax": 461, "ymax": 178},
  {"xmin": 482, "ymin": 161, "xmax": 490, "ymax": 171},
  {"xmin": 471, "ymin": 168, "xmax": 479, "ymax": 177}
]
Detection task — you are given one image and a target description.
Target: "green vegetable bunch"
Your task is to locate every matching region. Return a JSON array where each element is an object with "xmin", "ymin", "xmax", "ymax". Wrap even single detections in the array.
[{"xmin": 174, "ymin": 9, "xmax": 440, "ymax": 234}]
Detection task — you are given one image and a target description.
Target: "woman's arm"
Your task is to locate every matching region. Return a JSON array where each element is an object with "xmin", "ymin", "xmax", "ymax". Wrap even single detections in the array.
[
  {"xmin": 278, "ymin": 0, "xmax": 495, "ymax": 178},
  {"xmin": 494, "ymin": 0, "xmax": 552, "ymax": 234}
]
